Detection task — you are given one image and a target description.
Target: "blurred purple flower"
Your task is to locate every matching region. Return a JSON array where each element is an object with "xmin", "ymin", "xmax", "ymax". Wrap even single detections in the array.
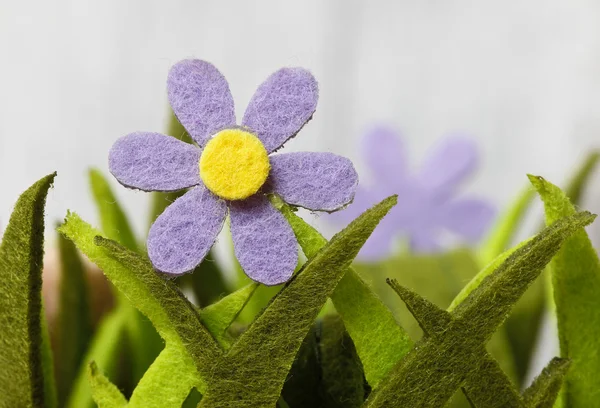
[{"xmin": 331, "ymin": 126, "xmax": 495, "ymax": 260}]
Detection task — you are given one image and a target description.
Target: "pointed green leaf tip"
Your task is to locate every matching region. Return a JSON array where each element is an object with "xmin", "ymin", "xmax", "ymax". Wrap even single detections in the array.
[
  {"xmin": 87, "ymin": 361, "xmax": 127, "ymax": 408},
  {"xmin": 529, "ymin": 174, "xmax": 600, "ymax": 407},
  {"xmin": 0, "ymin": 173, "xmax": 57, "ymax": 408},
  {"xmin": 365, "ymin": 211, "xmax": 593, "ymax": 408},
  {"xmin": 277, "ymin": 199, "xmax": 412, "ymax": 389},
  {"xmin": 200, "ymin": 195, "xmax": 397, "ymax": 408}
]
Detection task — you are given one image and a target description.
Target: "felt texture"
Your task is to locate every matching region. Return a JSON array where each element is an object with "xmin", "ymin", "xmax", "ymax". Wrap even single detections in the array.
[
  {"xmin": 278, "ymin": 200, "xmax": 413, "ymax": 389},
  {"xmin": 269, "ymin": 152, "xmax": 358, "ymax": 212},
  {"xmin": 330, "ymin": 126, "xmax": 495, "ymax": 258},
  {"xmin": 59, "ymin": 215, "xmax": 222, "ymax": 395},
  {"xmin": 479, "ymin": 187, "xmax": 536, "ymax": 265},
  {"xmin": 89, "ymin": 168, "xmax": 139, "ymax": 250},
  {"xmin": 283, "ymin": 316, "xmax": 367, "ymax": 408},
  {"xmin": 199, "ymin": 128, "xmax": 270, "ymax": 200},
  {"xmin": 167, "ymin": 59, "xmax": 236, "ymax": 147},
  {"xmin": 242, "ymin": 67, "xmax": 318, "ymax": 153},
  {"xmin": 364, "ymin": 212, "xmax": 593, "ymax": 407},
  {"xmin": 199, "ymin": 283, "xmax": 258, "ymax": 348},
  {"xmin": 109, "ymin": 132, "xmax": 201, "ymax": 192},
  {"xmin": 177, "ymin": 250, "xmax": 230, "ymax": 308},
  {"xmin": 66, "ymin": 307, "xmax": 128, "ymax": 408},
  {"xmin": 89, "ymin": 168, "xmax": 163, "ymax": 385},
  {"xmin": 229, "ymin": 195, "xmax": 298, "ymax": 285},
  {"xmin": 0, "ymin": 173, "xmax": 56, "ymax": 408},
  {"xmin": 55, "ymin": 230, "xmax": 93, "ymax": 408},
  {"xmin": 87, "ymin": 362, "xmax": 127, "ymax": 407},
  {"xmin": 522, "ymin": 357, "xmax": 570, "ymax": 408},
  {"xmin": 530, "ymin": 174, "xmax": 600, "ymax": 407},
  {"xmin": 147, "ymin": 185, "xmax": 227, "ymax": 275},
  {"xmin": 200, "ymin": 196, "xmax": 397, "ymax": 407}
]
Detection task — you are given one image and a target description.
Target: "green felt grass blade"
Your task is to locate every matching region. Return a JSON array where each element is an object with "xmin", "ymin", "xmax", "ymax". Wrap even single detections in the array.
[
  {"xmin": 66, "ymin": 306, "xmax": 128, "ymax": 408},
  {"xmin": 89, "ymin": 168, "xmax": 163, "ymax": 385},
  {"xmin": 0, "ymin": 173, "xmax": 57, "ymax": 408},
  {"xmin": 88, "ymin": 361, "xmax": 127, "ymax": 408},
  {"xmin": 479, "ymin": 187, "xmax": 535, "ymax": 265},
  {"xmin": 317, "ymin": 316, "xmax": 367, "ymax": 407},
  {"xmin": 200, "ymin": 196, "xmax": 397, "ymax": 407},
  {"xmin": 89, "ymin": 168, "xmax": 138, "ymax": 251},
  {"xmin": 522, "ymin": 357, "xmax": 570, "ymax": 408},
  {"xmin": 199, "ymin": 283, "xmax": 258, "ymax": 348},
  {"xmin": 365, "ymin": 212, "xmax": 593, "ymax": 407},
  {"xmin": 529, "ymin": 175, "xmax": 600, "ymax": 407},
  {"xmin": 59, "ymin": 214, "xmax": 221, "ymax": 389},
  {"xmin": 56, "ymin": 230, "xmax": 93, "ymax": 407},
  {"xmin": 564, "ymin": 151, "xmax": 600, "ymax": 203},
  {"xmin": 178, "ymin": 252, "xmax": 230, "ymax": 308},
  {"xmin": 277, "ymin": 200, "xmax": 412, "ymax": 389}
]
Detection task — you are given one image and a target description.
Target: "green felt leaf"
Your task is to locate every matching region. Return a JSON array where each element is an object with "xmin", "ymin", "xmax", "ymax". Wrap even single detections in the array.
[
  {"xmin": 199, "ymin": 283, "xmax": 258, "ymax": 348},
  {"xmin": 522, "ymin": 358, "xmax": 570, "ymax": 408},
  {"xmin": 88, "ymin": 361, "xmax": 127, "ymax": 408},
  {"xmin": 564, "ymin": 151, "xmax": 600, "ymax": 204},
  {"xmin": 365, "ymin": 211, "xmax": 594, "ymax": 407},
  {"xmin": 282, "ymin": 316, "xmax": 367, "ymax": 408},
  {"xmin": 200, "ymin": 196, "xmax": 397, "ymax": 407},
  {"xmin": 66, "ymin": 306, "xmax": 128, "ymax": 408},
  {"xmin": 59, "ymin": 214, "xmax": 222, "ymax": 396},
  {"xmin": 0, "ymin": 173, "xmax": 57, "ymax": 408},
  {"xmin": 89, "ymin": 168, "xmax": 138, "ymax": 251},
  {"xmin": 178, "ymin": 251, "xmax": 230, "ymax": 308},
  {"xmin": 278, "ymin": 201, "xmax": 412, "ymax": 389},
  {"xmin": 529, "ymin": 174, "xmax": 600, "ymax": 407},
  {"xmin": 317, "ymin": 315, "xmax": 367, "ymax": 407},
  {"xmin": 55, "ymin": 230, "xmax": 93, "ymax": 407},
  {"xmin": 480, "ymin": 187, "xmax": 535, "ymax": 265},
  {"xmin": 89, "ymin": 168, "xmax": 163, "ymax": 386}
]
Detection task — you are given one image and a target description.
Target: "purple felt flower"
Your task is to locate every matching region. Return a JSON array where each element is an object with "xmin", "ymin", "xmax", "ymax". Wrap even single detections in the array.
[
  {"xmin": 331, "ymin": 126, "xmax": 494, "ymax": 260},
  {"xmin": 109, "ymin": 59, "xmax": 358, "ymax": 285}
]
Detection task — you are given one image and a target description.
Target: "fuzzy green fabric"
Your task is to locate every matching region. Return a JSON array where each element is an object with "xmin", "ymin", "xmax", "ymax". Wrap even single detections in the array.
[
  {"xmin": 89, "ymin": 169, "xmax": 163, "ymax": 388},
  {"xmin": 199, "ymin": 283, "xmax": 258, "ymax": 348},
  {"xmin": 89, "ymin": 168, "xmax": 138, "ymax": 251},
  {"xmin": 282, "ymin": 316, "xmax": 367, "ymax": 408},
  {"xmin": 59, "ymin": 215, "xmax": 221, "ymax": 401},
  {"xmin": 87, "ymin": 362, "xmax": 127, "ymax": 407},
  {"xmin": 55, "ymin": 230, "xmax": 93, "ymax": 407},
  {"xmin": 0, "ymin": 173, "xmax": 57, "ymax": 408},
  {"xmin": 364, "ymin": 212, "xmax": 593, "ymax": 407},
  {"xmin": 66, "ymin": 307, "xmax": 128, "ymax": 408},
  {"xmin": 278, "ymin": 201, "xmax": 412, "ymax": 389},
  {"xmin": 530, "ymin": 175, "xmax": 600, "ymax": 406},
  {"xmin": 200, "ymin": 196, "xmax": 397, "ymax": 407},
  {"xmin": 522, "ymin": 358, "xmax": 570, "ymax": 408}
]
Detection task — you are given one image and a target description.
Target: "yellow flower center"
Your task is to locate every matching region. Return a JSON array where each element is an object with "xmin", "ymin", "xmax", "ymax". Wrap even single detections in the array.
[{"xmin": 199, "ymin": 128, "xmax": 270, "ymax": 200}]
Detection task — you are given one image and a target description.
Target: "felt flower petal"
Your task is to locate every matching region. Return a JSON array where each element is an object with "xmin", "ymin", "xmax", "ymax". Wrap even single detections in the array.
[
  {"xmin": 417, "ymin": 136, "xmax": 478, "ymax": 194},
  {"xmin": 363, "ymin": 126, "xmax": 408, "ymax": 187},
  {"xmin": 109, "ymin": 132, "xmax": 202, "ymax": 192},
  {"xmin": 269, "ymin": 152, "xmax": 358, "ymax": 212},
  {"xmin": 147, "ymin": 186, "xmax": 227, "ymax": 274},
  {"xmin": 229, "ymin": 195, "xmax": 298, "ymax": 285},
  {"xmin": 167, "ymin": 59, "xmax": 236, "ymax": 147},
  {"xmin": 439, "ymin": 198, "xmax": 495, "ymax": 241},
  {"xmin": 242, "ymin": 68, "xmax": 318, "ymax": 153}
]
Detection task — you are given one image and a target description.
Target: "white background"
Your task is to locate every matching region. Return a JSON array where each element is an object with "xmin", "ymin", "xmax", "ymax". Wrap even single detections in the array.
[{"xmin": 2, "ymin": 0, "xmax": 600, "ymax": 241}]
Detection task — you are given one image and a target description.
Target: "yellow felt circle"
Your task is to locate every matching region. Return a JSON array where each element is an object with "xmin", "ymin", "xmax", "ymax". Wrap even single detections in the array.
[{"xmin": 199, "ymin": 128, "xmax": 270, "ymax": 200}]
